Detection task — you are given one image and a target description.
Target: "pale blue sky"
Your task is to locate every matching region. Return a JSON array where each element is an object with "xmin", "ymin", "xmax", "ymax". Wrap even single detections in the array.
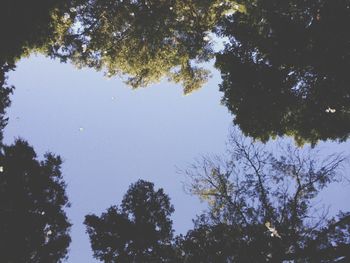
[
  {"xmin": 4, "ymin": 55, "xmax": 232, "ymax": 262},
  {"xmin": 4, "ymin": 55, "xmax": 350, "ymax": 262}
]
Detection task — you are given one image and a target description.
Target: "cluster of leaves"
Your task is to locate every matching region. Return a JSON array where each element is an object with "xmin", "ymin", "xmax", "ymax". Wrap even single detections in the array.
[
  {"xmin": 0, "ymin": 0, "xmax": 245, "ymax": 94},
  {"xmin": 85, "ymin": 132, "xmax": 350, "ymax": 262},
  {"xmin": 58, "ymin": 0, "xmax": 245, "ymax": 94},
  {"xmin": 0, "ymin": 139, "xmax": 71, "ymax": 262},
  {"xmin": 216, "ymin": 0, "xmax": 350, "ymax": 145}
]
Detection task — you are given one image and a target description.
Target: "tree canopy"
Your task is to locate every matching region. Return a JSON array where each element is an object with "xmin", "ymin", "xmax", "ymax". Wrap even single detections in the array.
[
  {"xmin": 84, "ymin": 180, "xmax": 176, "ymax": 262},
  {"xmin": 0, "ymin": 0, "xmax": 245, "ymax": 94},
  {"xmin": 1, "ymin": 1, "xmax": 350, "ymax": 260},
  {"xmin": 2, "ymin": 0, "xmax": 350, "ymax": 144},
  {"xmin": 56, "ymin": 0, "xmax": 246, "ymax": 94},
  {"xmin": 216, "ymin": 0, "xmax": 350, "ymax": 145},
  {"xmin": 0, "ymin": 139, "xmax": 71, "ymax": 262}
]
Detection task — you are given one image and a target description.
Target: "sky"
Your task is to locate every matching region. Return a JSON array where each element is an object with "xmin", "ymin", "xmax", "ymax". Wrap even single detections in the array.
[
  {"xmin": 4, "ymin": 55, "xmax": 232, "ymax": 262},
  {"xmin": 4, "ymin": 55, "xmax": 350, "ymax": 262}
]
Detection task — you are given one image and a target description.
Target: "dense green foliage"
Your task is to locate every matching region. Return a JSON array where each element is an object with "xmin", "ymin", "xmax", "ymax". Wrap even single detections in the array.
[
  {"xmin": 0, "ymin": 139, "xmax": 71, "ymax": 262},
  {"xmin": 59, "ymin": 0, "xmax": 244, "ymax": 94}
]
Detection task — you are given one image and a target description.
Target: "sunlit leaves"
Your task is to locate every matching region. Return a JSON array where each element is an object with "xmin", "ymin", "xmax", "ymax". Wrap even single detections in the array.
[{"xmin": 56, "ymin": 0, "xmax": 244, "ymax": 93}]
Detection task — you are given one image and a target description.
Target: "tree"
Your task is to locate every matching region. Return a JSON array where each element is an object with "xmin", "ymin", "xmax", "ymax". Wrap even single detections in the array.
[
  {"xmin": 0, "ymin": 0, "xmax": 246, "ymax": 94},
  {"xmin": 215, "ymin": 0, "xmax": 350, "ymax": 145},
  {"xmin": 181, "ymin": 130, "xmax": 350, "ymax": 262},
  {"xmin": 0, "ymin": 139, "xmax": 71, "ymax": 262},
  {"xmin": 0, "ymin": 64, "xmax": 13, "ymax": 143},
  {"xmin": 84, "ymin": 133, "xmax": 350, "ymax": 262},
  {"xmin": 177, "ymin": 218, "xmax": 274, "ymax": 263},
  {"xmin": 57, "ymin": 0, "xmax": 244, "ymax": 94},
  {"xmin": 85, "ymin": 180, "xmax": 176, "ymax": 262}
]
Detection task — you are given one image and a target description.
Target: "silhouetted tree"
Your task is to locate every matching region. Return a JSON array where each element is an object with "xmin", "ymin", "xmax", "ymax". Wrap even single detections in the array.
[
  {"xmin": 84, "ymin": 134, "xmax": 350, "ymax": 262},
  {"xmin": 215, "ymin": 0, "xmax": 350, "ymax": 145},
  {"xmin": 178, "ymin": 212, "xmax": 350, "ymax": 262},
  {"xmin": 85, "ymin": 180, "xmax": 176, "ymax": 262},
  {"xmin": 181, "ymin": 130, "xmax": 350, "ymax": 262},
  {"xmin": 177, "ymin": 218, "xmax": 272, "ymax": 263},
  {"xmin": 0, "ymin": 139, "xmax": 71, "ymax": 262},
  {"xmin": 0, "ymin": 64, "xmax": 13, "ymax": 143}
]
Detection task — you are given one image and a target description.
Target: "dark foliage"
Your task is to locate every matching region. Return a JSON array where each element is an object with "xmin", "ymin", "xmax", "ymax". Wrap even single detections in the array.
[
  {"xmin": 216, "ymin": 0, "xmax": 350, "ymax": 145},
  {"xmin": 85, "ymin": 180, "xmax": 176, "ymax": 262},
  {"xmin": 0, "ymin": 64, "xmax": 13, "ymax": 143},
  {"xmin": 178, "ymin": 213, "xmax": 350, "ymax": 262},
  {"xmin": 0, "ymin": 0, "xmax": 74, "ymax": 65},
  {"xmin": 0, "ymin": 139, "xmax": 71, "ymax": 262},
  {"xmin": 177, "ymin": 219, "xmax": 272, "ymax": 263}
]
